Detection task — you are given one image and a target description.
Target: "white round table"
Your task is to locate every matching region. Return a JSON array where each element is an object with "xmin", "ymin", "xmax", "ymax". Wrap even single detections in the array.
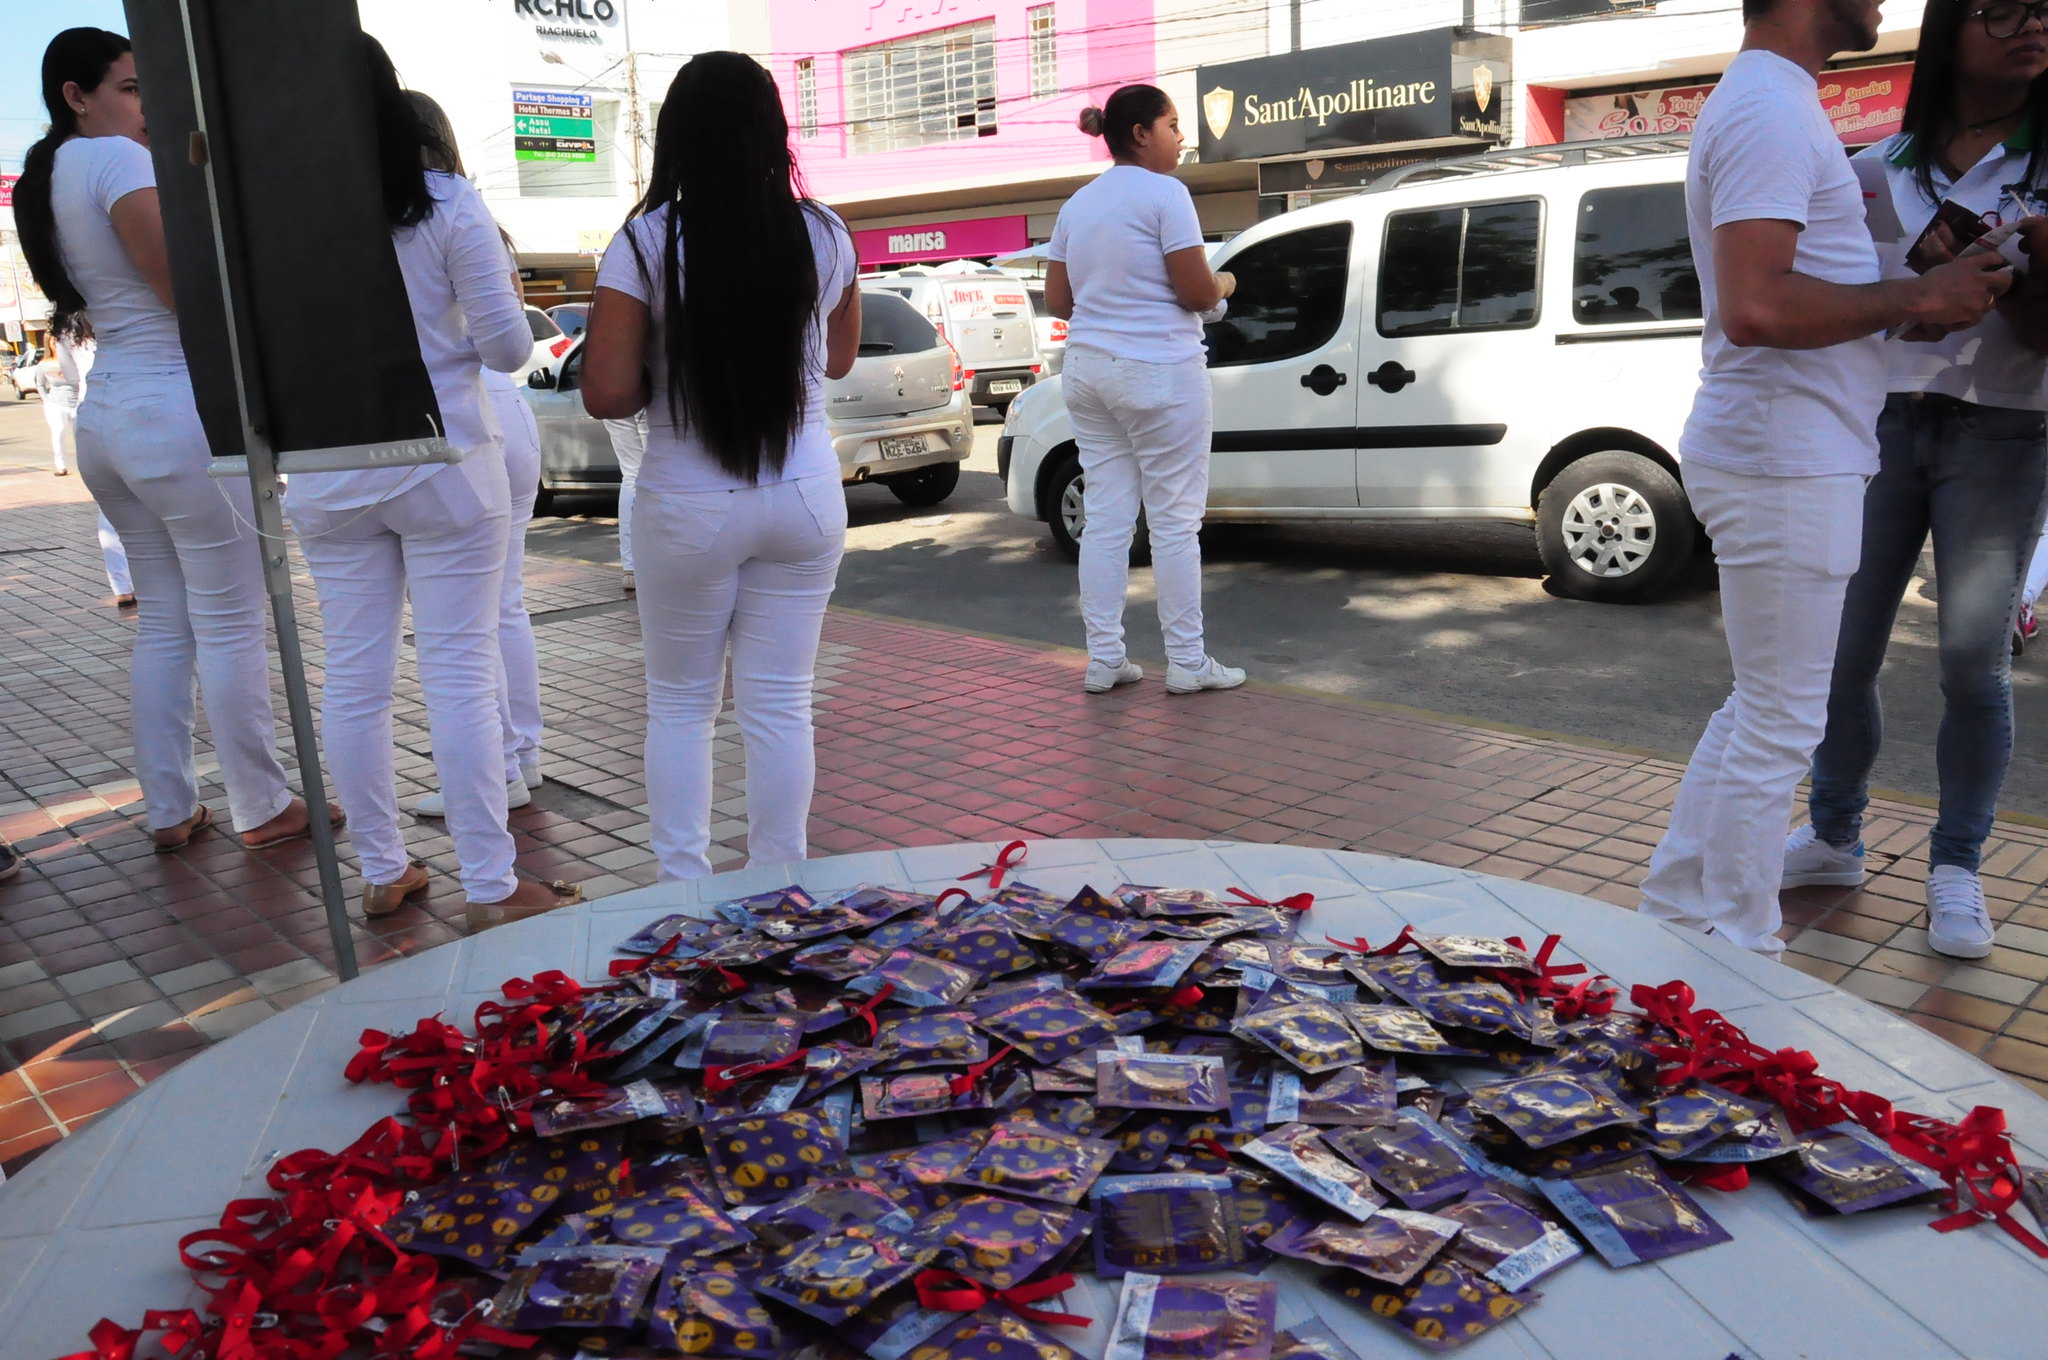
[{"xmin": 0, "ymin": 839, "xmax": 2040, "ymax": 1360}]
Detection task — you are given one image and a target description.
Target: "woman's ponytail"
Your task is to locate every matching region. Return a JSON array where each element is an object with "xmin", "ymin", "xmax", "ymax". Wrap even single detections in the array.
[
  {"xmin": 1077, "ymin": 106, "xmax": 1106, "ymax": 137},
  {"xmin": 14, "ymin": 28, "xmax": 133, "ymax": 340}
]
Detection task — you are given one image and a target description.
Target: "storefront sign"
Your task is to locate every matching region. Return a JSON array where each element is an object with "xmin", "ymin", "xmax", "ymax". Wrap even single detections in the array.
[
  {"xmin": 1520, "ymin": 0, "xmax": 1654, "ymax": 23},
  {"xmin": 0, "ymin": 174, "xmax": 15, "ymax": 208},
  {"xmin": 1256, "ymin": 147, "xmax": 1461, "ymax": 196},
  {"xmin": 1562, "ymin": 60, "xmax": 1912, "ymax": 147},
  {"xmin": 514, "ymin": 90, "xmax": 596, "ymax": 162},
  {"xmin": 513, "ymin": 0, "xmax": 624, "ymax": 51},
  {"xmin": 1196, "ymin": 28, "xmax": 1512, "ymax": 162},
  {"xmin": 853, "ymin": 214, "xmax": 1028, "ymax": 266}
]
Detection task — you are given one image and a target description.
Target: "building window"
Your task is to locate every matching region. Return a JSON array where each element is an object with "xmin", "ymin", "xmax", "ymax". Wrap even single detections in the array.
[
  {"xmin": 845, "ymin": 19, "xmax": 998, "ymax": 156},
  {"xmin": 1378, "ymin": 199, "xmax": 1542, "ymax": 336},
  {"xmin": 517, "ymin": 98, "xmax": 619, "ymax": 199},
  {"xmin": 1028, "ymin": 5, "xmax": 1057, "ymax": 98},
  {"xmin": 796, "ymin": 58, "xmax": 818, "ymax": 139}
]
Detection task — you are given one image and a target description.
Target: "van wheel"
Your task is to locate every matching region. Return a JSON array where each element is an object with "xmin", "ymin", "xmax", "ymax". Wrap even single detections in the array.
[
  {"xmin": 1535, "ymin": 451, "xmax": 1696, "ymax": 603},
  {"xmin": 1045, "ymin": 453, "xmax": 1150, "ymax": 566},
  {"xmin": 883, "ymin": 461, "xmax": 960, "ymax": 506}
]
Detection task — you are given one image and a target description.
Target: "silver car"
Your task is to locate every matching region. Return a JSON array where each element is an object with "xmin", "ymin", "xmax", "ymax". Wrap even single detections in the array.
[
  {"xmin": 859, "ymin": 267, "xmax": 1045, "ymax": 410},
  {"xmin": 524, "ymin": 288, "xmax": 973, "ymax": 509}
]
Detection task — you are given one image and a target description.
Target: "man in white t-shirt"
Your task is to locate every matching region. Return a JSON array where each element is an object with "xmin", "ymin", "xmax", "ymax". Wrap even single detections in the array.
[{"xmin": 1637, "ymin": 0, "xmax": 2009, "ymax": 954}]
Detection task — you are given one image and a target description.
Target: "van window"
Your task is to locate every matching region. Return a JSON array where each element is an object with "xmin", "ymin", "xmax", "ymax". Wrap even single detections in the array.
[
  {"xmin": 1573, "ymin": 184, "xmax": 1701, "ymax": 325},
  {"xmin": 1378, "ymin": 199, "xmax": 1541, "ymax": 336},
  {"xmin": 858, "ymin": 292, "xmax": 942, "ymax": 354},
  {"xmin": 1203, "ymin": 222, "xmax": 1352, "ymax": 367}
]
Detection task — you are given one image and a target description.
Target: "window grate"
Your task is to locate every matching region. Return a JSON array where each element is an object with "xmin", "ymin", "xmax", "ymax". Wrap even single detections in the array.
[
  {"xmin": 796, "ymin": 58, "xmax": 818, "ymax": 140},
  {"xmin": 846, "ymin": 19, "xmax": 998, "ymax": 156},
  {"xmin": 1028, "ymin": 6, "xmax": 1057, "ymax": 99}
]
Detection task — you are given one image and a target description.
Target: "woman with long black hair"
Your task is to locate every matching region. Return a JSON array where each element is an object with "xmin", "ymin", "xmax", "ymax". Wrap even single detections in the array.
[
  {"xmin": 16, "ymin": 27, "xmax": 317, "ymax": 853},
  {"xmin": 284, "ymin": 38, "xmax": 578, "ymax": 929},
  {"xmin": 581, "ymin": 51, "xmax": 859, "ymax": 880},
  {"xmin": 1785, "ymin": 0, "xmax": 2048, "ymax": 957}
]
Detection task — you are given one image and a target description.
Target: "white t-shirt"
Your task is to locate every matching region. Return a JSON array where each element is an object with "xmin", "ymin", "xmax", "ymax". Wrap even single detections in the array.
[
  {"xmin": 593, "ymin": 201, "xmax": 854, "ymax": 494},
  {"xmin": 289, "ymin": 171, "xmax": 529, "ymax": 512},
  {"xmin": 50, "ymin": 135, "xmax": 185, "ymax": 378},
  {"xmin": 1048, "ymin": 164, "xmax": 1207, "ymax": 365},
  {"xmin": 1862, "ymin": 130, "xmax": 2048, "ymax": 410},
  {"xmin": 1681, "ymin": 49, "xmax": 1886, "ymax": 478}
]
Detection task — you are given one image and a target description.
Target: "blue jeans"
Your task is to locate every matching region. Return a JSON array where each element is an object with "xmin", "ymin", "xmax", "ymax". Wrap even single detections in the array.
[{"xmin": 1809, "ymin": 392, "xmax": 2048, "ymax": 871}]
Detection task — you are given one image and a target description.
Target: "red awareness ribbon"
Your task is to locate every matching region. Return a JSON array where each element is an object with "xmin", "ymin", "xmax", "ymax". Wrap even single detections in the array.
[
  {"xmin": 1323, "ymin": 924, "xmax": 1421, "ymax": 957},
  {"xmin": 1189, "ymin": 1134, "xmax": 1234, "ymax": 1161},
  {"xmin": 1675, "ymin": 1163, "xmax": 1751, "ymax": 1193},
  {"xmin": 702, "ymin": 1049, "xmax": 809, "ymax": 1096},
  {"xmin": 842, "ymin": 983, "xmax": 896, "ymax": 1042},
  {"xmin": 1228, "ymin": 887, "xmax": 1316, "ymax": 912},
  {"xmin": 959, "ymin": 840, "xmax": 1028, "ymax": 891},
  {"xmin": 1489, "ymin": 934, "xmax": 1618, "ymax": 1021},
  {"xmin": 913, "ymin": 1269, "xmax": 1091, "ymax": 1328},
  {"xmin": 935, "ymin": 886, "xmax": 975, "ymax": 913},
  {"xmin": 949, "ymin": 1044, "xmax": 1016, "ymax": 1097}
]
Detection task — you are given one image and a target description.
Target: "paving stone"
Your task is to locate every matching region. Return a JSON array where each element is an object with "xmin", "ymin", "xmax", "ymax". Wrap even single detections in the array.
[
  {"xmin": 151, "ymin": 960, "xmax": 234, "ymax": 996},
  {"xmin": 53, "ymin": 959, "xmax": 142, "ymax": 996}
]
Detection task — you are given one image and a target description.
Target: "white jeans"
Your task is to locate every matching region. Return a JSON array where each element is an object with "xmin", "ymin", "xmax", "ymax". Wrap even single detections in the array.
[
  {"xmin": 99, "ymin": 511, "xmax": 132, "ymax": 596},
  {"xmin": 289, "ymin": 458, "xmax": 515, "ymax": 901},
  {"xmin": 43, "ymin": 384, "xmax": 78, "ymax": 472},
  {"xmin": 634, "ymin": 473, "xmax": 846, "ymax": 880},
  {"xmin": 489, "ymin": 384, "xmax": 543, "ymax": 779},
  {"xmin": 606, "ymin": 414, "xmax": 648, "ymax": 573},
  {"xmin": 1639, "ymin": 462, "xmax": 1867, "ymax": 954},
  {"xmin": 75, "ymin": 370, "xmax": 292, "ymax": 832},
  {"xmin": 1062, "ymin": 346, "xmax": 1214, "ymax": 672}
]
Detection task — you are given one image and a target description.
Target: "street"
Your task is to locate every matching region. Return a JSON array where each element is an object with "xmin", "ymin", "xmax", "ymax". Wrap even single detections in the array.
[{"xmin": 7, "ymin": 395, "xmax": 2044, "ymax": 818}]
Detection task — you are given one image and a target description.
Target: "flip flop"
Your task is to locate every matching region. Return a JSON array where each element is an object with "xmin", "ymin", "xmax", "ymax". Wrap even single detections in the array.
[
  {"xmin": 152, "ymin": 804, "xmax": 215, "ymax": 853},
  {"xmin": 465, "ymin": 880, "xmax": 585, "ymax": 934},
  {"xmin": 242, "ymin": 802, "xmax": 346, "ymax": 851}
]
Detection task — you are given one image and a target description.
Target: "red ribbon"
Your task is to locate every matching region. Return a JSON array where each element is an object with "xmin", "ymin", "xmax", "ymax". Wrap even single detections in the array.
[
  {"xmin": 935, "ymin": 887, "xmax": 975, "ymax": 913},
  {"xmin": 949, "ymin": 1044, "xmax": 1016, "ymax": 1097},
  {"xmin": 1228, "ymin": 886, "xmax": 1315, "ymax": 912},
  {"xmin": 842, "ymin": 983, "xmax": 896, "ymax": 1042},
  {"xmin": 702, "ymin": 1049, "xmax": 809, "ymax": 1096},
  {"xmin": 959, "ymin": 840, "xmax": 1028, "ymax": 891},
  {"xmin": 1189, "ymin": 1134, "xmax": 1233, "ymax": 1161},
  {"xmin": 1324, "ymin": 924, "xmax": 1422, "ymax": 958},
  {"xmin": 914, "ymin": 1269, "xmax": 1090, "ymax": 1328}
]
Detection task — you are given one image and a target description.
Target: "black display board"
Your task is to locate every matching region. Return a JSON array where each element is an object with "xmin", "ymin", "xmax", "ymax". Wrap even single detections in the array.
[{"xmin": 122, "ymin": 0, "xmax": 439, "ymax": 459}]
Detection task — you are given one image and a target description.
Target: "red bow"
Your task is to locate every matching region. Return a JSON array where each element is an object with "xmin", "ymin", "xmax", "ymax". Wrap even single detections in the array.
[
  {"xmin": 948, "ymin": 1044, "xmax": 1016, "ymax": 1097},
  {"xmin": 842, "ymin": 983, "xmax": 896, "ymax": 1042},
  {"xmin": 959, "ymin": 840, "xmax": 1029, "ymax": 890},
  {"xmin": 914, "ymin": 1269, "xmax": 1090, "ymax": 1328},
  {"xmin": 1324, "ymin": 924, "xmax": 1420, "ymax": 957},
  {"xmin": 1228, "ymin": 886, "xmax": 1315, "ymax": 912},
  {"xmin": 702, "ymin": 1049, "xmax": 809, "ymax": 1096}
]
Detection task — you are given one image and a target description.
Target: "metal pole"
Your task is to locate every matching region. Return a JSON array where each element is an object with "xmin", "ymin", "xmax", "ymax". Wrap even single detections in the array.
[{"xmin": 175, "ymin": 0, "xmax": 358, "ymax": 980}]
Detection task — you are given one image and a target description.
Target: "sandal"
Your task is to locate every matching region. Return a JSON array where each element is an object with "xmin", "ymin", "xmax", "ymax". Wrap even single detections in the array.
[
  {"xmin": 362, "ymin": 859, "xmax": 431, "ymax": 918},
  {"xmin": 465, "ymin": 880, "xmax": 584, "ymax": 934},
  {"xmin": 152, "ymin": 804, "xmax": 215, "ymax": 853},
  {"xmin": 242, "ymin": 800, "xmax": 346, "ymax": 851}
]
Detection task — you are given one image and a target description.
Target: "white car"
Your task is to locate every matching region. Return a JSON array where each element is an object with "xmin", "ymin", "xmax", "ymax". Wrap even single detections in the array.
[
  {"xmin": 8, "ymin": 350, "xmax": 42, "ymax": 401},
  {"xmin": 1001, "ymin": 136, "xmax": 1704, "ymax": 604},
  {"xmin": 515, "ymin": 306, "xmax": 575, "ymax": 388}
]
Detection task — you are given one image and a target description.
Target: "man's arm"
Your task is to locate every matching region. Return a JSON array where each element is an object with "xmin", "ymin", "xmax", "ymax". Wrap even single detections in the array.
[{"xmin": 1714, "ymin": 218, "xmax": 2009, "ymax": 349}]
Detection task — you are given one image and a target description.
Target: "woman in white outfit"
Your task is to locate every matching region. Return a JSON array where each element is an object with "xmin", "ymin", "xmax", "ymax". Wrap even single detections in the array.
[
  {"xmin": 402, "ymin": 94, "xmax": 544, "ymax": 816},
  {"xmin": 38, "ymin": 327, "xmax": 134, "ymax": 604},
  {"xmin": 286, "ymin": 39, "xmax": 578, "ymax": 929},
  {"xmin": 582, "ymin": 52, "xmax": 859, "ymax": 881},
  {"xmin": 605, "ymin": 413, "xmax": 646, "ymax": 591},
  {"xmin": 17, "ymin": 27, "xmax": 323, "ymax": 853},
  {"xmin": 1044, "ymin": 84, "xmax": 1242, "ymax": 695}
]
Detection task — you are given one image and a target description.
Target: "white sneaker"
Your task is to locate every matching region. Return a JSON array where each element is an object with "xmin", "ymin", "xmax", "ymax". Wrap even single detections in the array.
[
  {"xmin": 519, "ymin": 757, "xmax": 543, "ymax": 790},
  {"xmin": 1781, "ymin": 824, "xmax": 1865, "ymax": 888},
  {"xmin": 622, "ymin": 570, "xmax": 636, "ymax": 593},
  {"xmin": 1165, "ymin": 656, "xmax": 1246, "ymax": 694},
  {"xmin": 412, "ymin": 779, "xmax": 531, "ymax": 819},
  {"xmin": 1926, "ymin": 866, "xmax": 1995, "ymax": 959},
  {"xmin": 1084, "ymin": 659, "xmax": 1143, "ymax": 693}
]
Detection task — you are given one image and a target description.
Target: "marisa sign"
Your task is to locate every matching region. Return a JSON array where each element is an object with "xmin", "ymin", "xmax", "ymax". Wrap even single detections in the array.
[{"xmin": 1242, "ymin": 78, "xmax": 1439, "ymax": 130}]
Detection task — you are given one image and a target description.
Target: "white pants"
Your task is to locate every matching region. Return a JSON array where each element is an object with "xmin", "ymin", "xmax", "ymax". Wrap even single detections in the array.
[
  {"xmin": 1062, "ymin": 347, "xmax": 1214, "ymax": 672},
  {"xmin": 635, "ymin": 473, "xmax": 846, "ymax": 880},
  {"xmin": 606, "ymin": 414, "xmax": 648, "ymax": 572},
  {"xmin": 43, "ymin": 384, "xmax": 78, "ymax": 472},
  {"xmin": 488, "ymin": 384, "xmax": 543, "ymax": 780},
  {"xmin": 2025, "ymin": 517, "xmax": 2048, "ymax": 608},
  {"xmin": 99, "ymin": 512, "xmax": 131, "ymax": 596},
  {"xmin": 75, "ymin": 370, "xmax": 292, "ymax": 832},
  {"xmin": 289, "ymin": 458, "xmax": 515, "ymax": 901},
  {"xmin": 1638, "ymin": 462, "xmax": 1866, "ymax": 954}
]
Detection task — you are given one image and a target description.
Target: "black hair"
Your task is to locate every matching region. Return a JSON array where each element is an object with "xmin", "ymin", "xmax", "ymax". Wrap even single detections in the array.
[
  {"xmin": 363, "ymin": 35, "xmax": 451, "ymax": 228},
  {"xmin": 625, "ymin": 51, "xmax": 822, "ymax": 483},
  {"xmin": 406, "ymin": 90, "xmax": 467, "ymax": 178},
  {"xmin": 1742, "ymin": 0, "xmax": 1778, "ymax": 16},
  {"xmin": 1077, "ymin": 83, "xmax": 1174, "ymax": 161},
  {"xmin": 14, "ymin": 28, "xmax": 133, "ymax": 341},
  {"xmin": 1898, "ymin": 0, "xmax": 2048, "ymax": 204}
]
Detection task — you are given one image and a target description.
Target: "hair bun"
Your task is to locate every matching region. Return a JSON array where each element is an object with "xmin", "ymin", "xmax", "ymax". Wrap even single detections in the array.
[{"xmin": 1077, "ymin": 106, "xmax": 1106, "ymax": 137}]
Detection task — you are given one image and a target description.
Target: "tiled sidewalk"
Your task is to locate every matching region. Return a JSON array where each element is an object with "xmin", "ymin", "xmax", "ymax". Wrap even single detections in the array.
[{"xmin": 4, "ymin": 461, "xmax": 2048, "ymax": 1178}]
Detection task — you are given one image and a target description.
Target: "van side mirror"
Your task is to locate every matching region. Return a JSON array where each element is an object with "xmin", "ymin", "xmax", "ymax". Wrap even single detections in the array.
[{"xmin": 527, "ymin": 368, "xmax": 556, "ymax": 390}]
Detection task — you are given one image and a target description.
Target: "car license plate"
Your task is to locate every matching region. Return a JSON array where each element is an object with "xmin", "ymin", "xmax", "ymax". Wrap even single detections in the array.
[
  {"xmin": 879, "ymin": 435, "xmax": 928, "ymax": 460},
  {"xmin": 988, "ymin": 380, "xmax": 1023, "ymax": 395}
]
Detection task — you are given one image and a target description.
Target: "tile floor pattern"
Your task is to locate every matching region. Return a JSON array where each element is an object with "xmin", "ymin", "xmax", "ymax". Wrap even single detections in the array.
[{"xmin": 5, "ymin": 466, "xmax": 2048, "ymax": 1180}]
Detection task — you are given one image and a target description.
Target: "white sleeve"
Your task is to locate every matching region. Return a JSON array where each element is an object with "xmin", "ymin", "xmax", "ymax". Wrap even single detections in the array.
[
  {"xmin": 1157, "ymin": 181, "xmax": 1204, "ymax": 255},
  {"xmin": 1703, "ymin": 94, "xmax": 1819, "ymax": 230},
  {"xmin": 1047, "ymin": 208, "xmax": 1070, "ymax": 264},
  {"xmin": 54, "ymin": 337, "xmax": 83, "ymax": 388},
  {"xmin": 87, "ymin": 136, "xmax": 157, "ymax": 215},
  {"xmin": 595, "ymin": 216, "xmax": 659, "ymax": 304},
  {"xmin": 441, "ymin": 178, "xmax": 531, "ymax": 373}
]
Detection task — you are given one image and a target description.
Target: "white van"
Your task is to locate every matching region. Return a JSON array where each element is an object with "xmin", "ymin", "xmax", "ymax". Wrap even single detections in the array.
[
  {"xmin": 863, "ymin": 266, "xmax": 1046, "ymax": 410},
  {"xmin": 999, "ymin": 136, "xmax": 1706, "ymax": 604}
]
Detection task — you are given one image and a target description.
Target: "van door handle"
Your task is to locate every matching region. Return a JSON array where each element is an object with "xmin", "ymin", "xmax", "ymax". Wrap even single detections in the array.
[
  {"xmin": 1366, "ymin": 360, "xmax": 1416, "ymax": 393},
  {"xmin": 1300, "ymin": 365, "xmax": 1348, "ymax": 397}
]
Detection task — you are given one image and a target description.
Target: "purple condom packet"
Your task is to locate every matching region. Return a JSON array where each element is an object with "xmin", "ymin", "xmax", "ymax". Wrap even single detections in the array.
[
  {"xmin": 619, "ymin": 914, "xmax": 738, "ymax": 957},
  {"xmin": 830, "ymin": 885, "xmax": 937, "ymax": 929},
  {"xmin": 709, "ymin": 885, "xmax": 817, "ymax": 926},
  {"xmin": 1146, "ymin": 912, "xmax": 1284, "ymax": 943},
  {"xmin": 920, "ymin": 1311, "xmax": 1084, "ymax": 1360},
  {"xmin": 388, "ymin": 1176, "xmax": 552, "ymax": 1270},
  {"xmin": 1467, "ymin": 1072, "xmax": 1644, "ymax": 1150},
  {"xmin": 1327, "ymin": 1111, "xmax": 1485, "ymax": 1210},
  {"xmin": 905, "ymin": 1193, "xmax": 1085, "ymax": 1289},
  {"xmin": 974, "ymin": 991, "xmax": 1122, "ymax": 1065},
  {"xmin": 919, "ymin": 921, "xmax": 1041, "ymax": 978},
  {"xmin": 1104, "ymin": 1273, "xmax": 1279, "ymax": 1360},
  {"xmin": 1096, "ymin": 1052, "xmax": 1231, "ymax": 1113},
  {"xmin": 1492, "ymin": 1125, "xmax": 1659, "ymax": 1180},
  {"xmin": 1113, "ymin": 885, "xmax": 1235, "ymax": 918},
  {"xmin": 1438, "ymin": 1189, "xmax": 1582, "ymax": 1292},
  {"xmin": 1775, "ymin": 1121, "xmax": 1947, "ymax": 1213},
  {"xmin": 1044, "ymin": 910, "xmax": 1141, "ymax": 964},
  {"xmin": 793, "ymin": 1041, "xmax": 889, "ymax": 1104},
  {"xmin": 1641, "ymin": 1083, "xmax": 1771, "ymax": 1161},
  {"xmin": 1091, "ymin": 1172, "xmax": 1248, "ymax": 1278},
  {"xmin": 1680, "ymin": 1104, "xmax": 1801, "ymax": 1164},
  {"xmin": 874, "ymin": 1009, "xmax": 989, "ymax": 1071},
  {"xmin": 1082, "ymin": 940, "xmax": 1211, "ymax": 992},
  {"xmin": 532, "ymin": 1079, "xmax": 672, "ymax": 1138},
  {"xmin": 1270, "ymin": 947, "xmax": 1359, "ymax": 989},
  {"xmin": 1108, "ymin": 1112, "xmax": 1186, "ymax": 1173},
  {"xmin": 860, "ymin": 1071, "xmax": 998, "ymax": 1121},
  {"xmin": 865, "ymin": 911, "xmax": 942, "ymax": 952},
  {"xmin": 837, "ymin": 1294, "xmax": 961, "ymax": 1360},
  {"xmin": 1269, "ymin": 1321, "xmax": 1361, "ymax": 1360},
  {"xmin": 492, "ymin": 1243, "xmax": 667, "ymax": 1330},
  {"xmin": 1226, "ymin": 1162, "xmax": 1315, "ymax": 1253},
  {"xmin": 1267, "ymin": 1059, "xmax": 1398, "ymax": 1128},
  {"xmin": 948, "ymin": 1119, "xmax": 1118, "ymax": 1205},
  {"xmin": 1335, "ymin": 1006, "xmax": 1480, "ymax": 1061},
  {"xmin": 787, "ymin": 938, "xmax": 888, "ymax": 983},
  {"xmin": 1317, "ymin": 1261, "xmax": 1526, "ymax": 1352},
  {"xmin": 1263, "ymin": 1209, "xmax": 1462, "ymax": 1286},
  {"xmin": 701, "ymin": 1110, "xmax": 853, "ymax": 1208},
  {"xmin": 1411, "ymin": 933, "xmax": 1539, "ymax": 973},
  {"xmin": 680, "ymin": 1014, "xmax": 806, "ymax": 1073},
  {"xmin": 744, "ymin": 1177, "xmax": 917, "ymax": 1250},
  {"xmin": 602, "ymin": 1182, "xmax": 754, "ymax": 1256},
  {"xmin": 1232, "ymin": 1000, "xmax": 1366, "ymax": 1075},
  {"xmin": 755, "ymin": 1226, "xmax": 937, "ymax": 1327},
  {"xmin": 1008, "ymin": 1093, "xmax": 1104, "ymax": 1136},
  {"xmin": 849, "ymin": 950, "xmax": 982, "ymax": 1009},
  {"xmin": 1537, "ymin": 1153, "xmax": 1733, "ymax": 1266},
  {"xmin": 1240, "ymin": 1122, "xmax": 1384, "ymax": 1221},
  {"xmin": 646, "ymin": 1256, "xmax": 785, "ymax": 1357}
]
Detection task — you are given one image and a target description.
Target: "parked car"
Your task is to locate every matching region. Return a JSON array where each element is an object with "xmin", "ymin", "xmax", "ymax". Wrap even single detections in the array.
[
  {"xmin": 515, "ymin": 305, "xmax": 575, "ymax": 388},
  {"xmin": 1001, "ymin": 135, "xmax": 1704, "ymax": 604},
  {"xmin": 861, "ymin": 266, "xmax": 1043, "ymax": 410},
  {"xmin": 523, "ymin": 287, "xmax": 974, "ymax": 510},
  {"xmin": 1020, "ymin": 278, "xmax": 1067, "ymax": 376},
  {"xmin": 8, "ymin": 350, "xmax": 42, "ymax": 401},
  {"xmin": 548, "ymin": 303, "xmax": 589, "ymax": 339}
]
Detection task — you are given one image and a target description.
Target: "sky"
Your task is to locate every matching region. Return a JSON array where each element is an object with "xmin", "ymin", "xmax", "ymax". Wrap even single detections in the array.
[{"xmin": 2, "ymin": 1, "xmax": 132, "ymax": 176}]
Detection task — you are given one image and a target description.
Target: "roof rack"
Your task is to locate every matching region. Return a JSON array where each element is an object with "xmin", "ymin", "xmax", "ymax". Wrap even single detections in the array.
[{"xmin": 1370, "ymin": 134, "xmax": 1692, "ymax": 192}]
